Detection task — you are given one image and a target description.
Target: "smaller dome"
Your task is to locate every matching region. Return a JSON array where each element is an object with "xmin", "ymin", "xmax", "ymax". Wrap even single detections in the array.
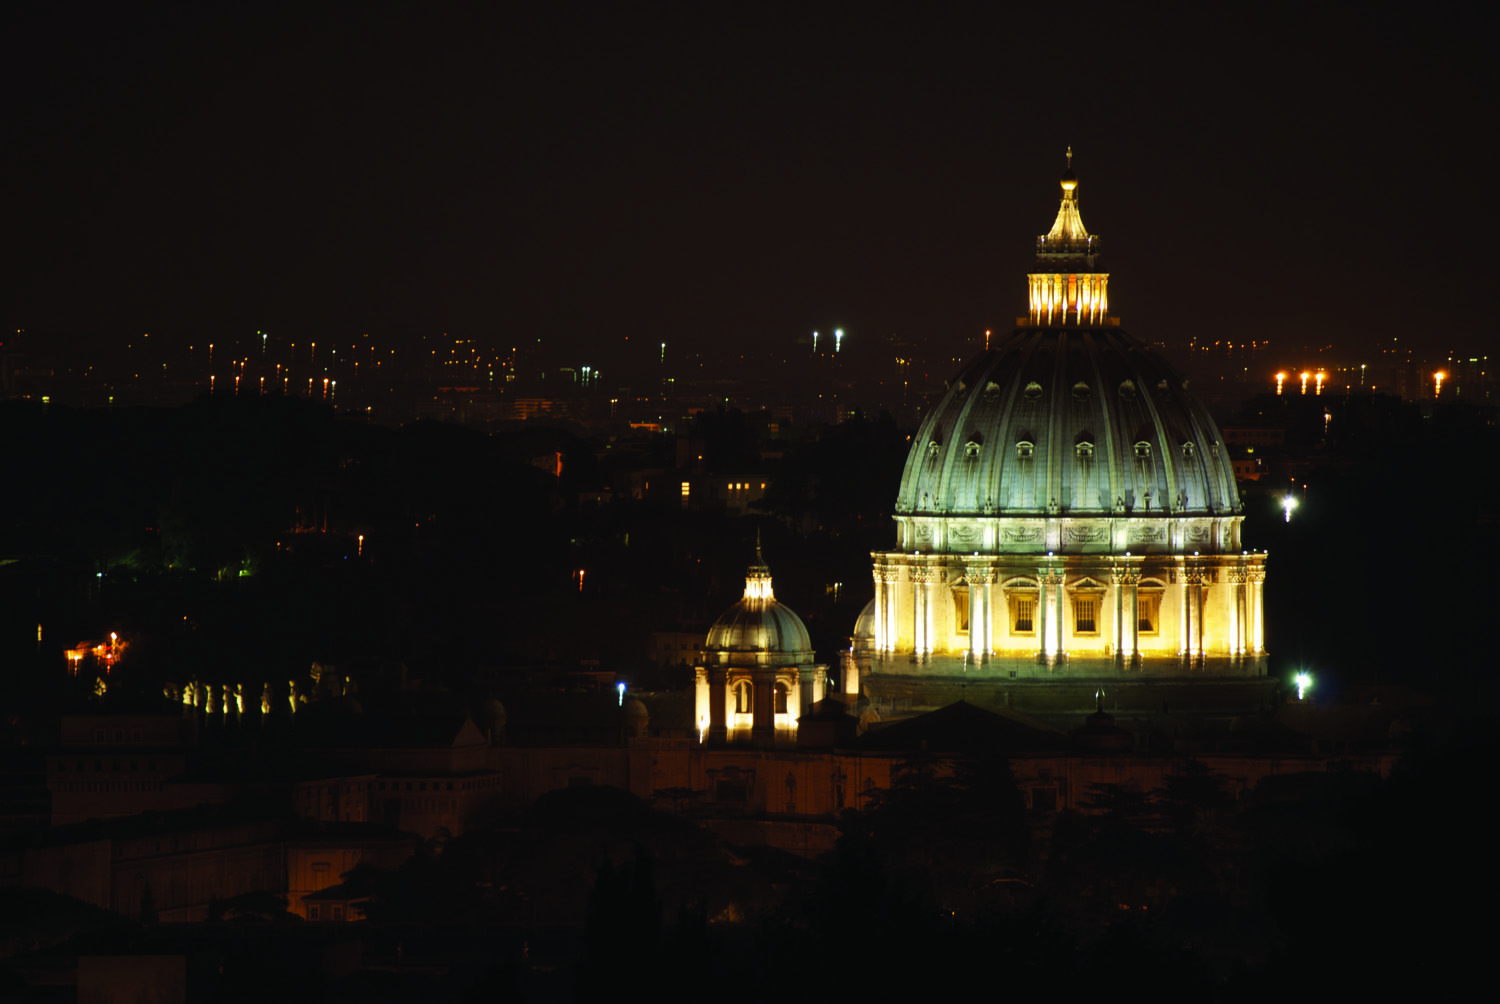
[
  {"xmin": 622, "ymin": 697, "xmax": 649, "ymax": 737},
  {"xmin": 851, "ymin": 598, "xmax": 876, "ymax": 655},
  {"xmin": 703, "ymin": 548, "xmax": 814, "ymax": 664},
  {"xmin": 474, "ymin": 695, "xmax": 507, "ymax": 735},
  {"xmin": 705, "ymin": 601, "xmax": 814, "ymax": 658}
]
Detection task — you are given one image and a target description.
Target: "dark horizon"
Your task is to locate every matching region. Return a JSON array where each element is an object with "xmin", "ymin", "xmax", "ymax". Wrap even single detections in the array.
[{"xmin": 11, "ymin": 4, "xmax": 1491, "ymax": 364}]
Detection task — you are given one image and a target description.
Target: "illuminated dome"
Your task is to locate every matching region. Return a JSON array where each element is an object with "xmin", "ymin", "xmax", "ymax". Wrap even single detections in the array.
[
  {"xmin": 852, "ymin": 599, "xmax": 876, "ymax": 651},
  {"xmin": 894, "ymin": 328, "xmax": 1241, "ymax": 531},
  {"xmin": 865, "ymin": 150, "xmax": 1267, "ymax": 692},
  {"xmin": 695, "ymin": 545, "xmax": 828, "ymax": 746},
  {"xmin": 702, "ymin": 549, "xmax": 815, "ymax": 667}
]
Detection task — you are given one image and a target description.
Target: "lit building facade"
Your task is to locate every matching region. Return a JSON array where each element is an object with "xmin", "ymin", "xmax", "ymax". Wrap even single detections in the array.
[{"xmin": 860, "ymin": 153, "xmax": 1269, "ymax": 715}]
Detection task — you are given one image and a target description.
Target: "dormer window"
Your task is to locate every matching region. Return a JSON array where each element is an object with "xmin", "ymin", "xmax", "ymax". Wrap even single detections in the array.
[
  {"xmin": 1023, "ymin": 381, "xmax": 1043, "ymax": 402},
  {"xmin": 964, "ymin": 441, "xmax": 982, "ymax": 459},
  {"xmin": 1017, "ymin": 441, "xmax": 1035, "ymax": 460},
  {"xmin": 1119, "ymin": 380, "xmax": 1137, "ymax": 400},
  {"xmin": 1134, "ymin": 441, "xmax": 1152, "ymax": 459},
  {"xmin": 1181, "ymin": 441, "xmax": 1195, "ymax": 459},
  {"xmin": 1071, "ymin": 381, "xmax": 1091, "ymax": 400},
  {"xmin": 1075, "ymin": 440, "xmax": 1095, "ymax": 459},
  {"xmin": 928, "ymin": 440, "xmax": 941, "ymax": 458}
]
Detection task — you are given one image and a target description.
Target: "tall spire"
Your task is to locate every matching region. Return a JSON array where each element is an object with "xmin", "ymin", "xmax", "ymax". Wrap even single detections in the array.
[{"xmin": 1043, "ymin": 146, "xmax": 1091, "ymax": 247}]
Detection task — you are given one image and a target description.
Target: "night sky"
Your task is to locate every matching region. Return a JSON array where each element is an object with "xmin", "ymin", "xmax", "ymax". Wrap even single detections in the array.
[{"xmin": 12, "ymin": 3, "xmax": 1489, "ymax": 363}]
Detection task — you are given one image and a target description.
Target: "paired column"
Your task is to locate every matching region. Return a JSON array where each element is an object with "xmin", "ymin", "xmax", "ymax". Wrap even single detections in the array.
[
  {"xmin": 706, "ymin": 665, "xmax": 728, "ymax": 745},
  {"xmin": 1182, "ymin": 564, "xmax": 1205, "ymax": 669},
  {"xmin": 1112, "ymin": 564, "xmax": 1140, "ymax": 670},
  {"xmin": 966, "ymin": 565, "xmax": 994, "ymax": 664},
  {"xmin": 910, "ymin": 567, "xmax": 936, "ymax": 658},
  {"xmin": 751, "ymin": 668, "xmax": 775, "ymax": 745},
  {"xmin": 872, "ymin": 564, "xmax": 890, "ymax": 653},
  {"xmin": 799, "ymin": 665, "xmax": 824, "ymax": 715},
  {"xmin": 1039, "ymin": 565, "xmax": 1064, "ymax": 665},
  {"xmin": 1248, "ymin": 564, "xmax": 1266, "ymax": 656},
  {"xmin": 1227, "ymin": 564, "xmax": 1245, "ymax": 659},
  {"xmin": 1178, "ymin": 566, "xmax": 1191, "ymax": 667}
]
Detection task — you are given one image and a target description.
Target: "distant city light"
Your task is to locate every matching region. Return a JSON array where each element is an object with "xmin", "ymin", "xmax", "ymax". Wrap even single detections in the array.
[
  {"xmin": 617, "ymin": 681, "xmax": 626, "ymax": 706},
  {"xmin": 1275, "ymin": 371, "xmax": 1286, "ymax": 395},
  {"xmin": 1282, "ymin": 495, "xmax": 1298, "ymax": 522}
]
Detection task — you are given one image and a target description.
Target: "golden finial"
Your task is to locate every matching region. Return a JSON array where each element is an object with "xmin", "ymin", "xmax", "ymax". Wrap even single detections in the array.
[{"xmin": 1065, "ymin": 146, "xmax": 1072, "ymax": 169}]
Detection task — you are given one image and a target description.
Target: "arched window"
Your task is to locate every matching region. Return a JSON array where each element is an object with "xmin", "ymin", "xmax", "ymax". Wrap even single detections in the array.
[
  {"xmin": 773, "ymin": 683, "xmax": 789, "ymax": 714},
  {"xmin": 734, "ymin": 682, "xmax": 752, "ymax": 714}
]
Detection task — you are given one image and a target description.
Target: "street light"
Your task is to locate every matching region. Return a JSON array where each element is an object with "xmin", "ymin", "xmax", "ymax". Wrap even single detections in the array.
[{"xmin": 1294, "ymin": 672, "xmax": 1313, "ymax": 701}]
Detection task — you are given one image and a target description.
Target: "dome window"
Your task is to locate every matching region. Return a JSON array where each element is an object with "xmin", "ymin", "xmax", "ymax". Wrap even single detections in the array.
[
  {"xmin": 964, "ymin": 440, "xmax": 982, "ymax": 459},
  {"xmin": 1119, "ymin": 380, "xmax": 1137, "ymax": 400},
  {"xmin": 1133, "ymin": 441, "xmax": 1152, "ymax": 459},
  {"xmin": 928, "ymin": 440, "xmax": 941, "ymax": 458},
  {"xmin": 1016, "ymin": 441, "xmax": 1035, "ymax": 460},
  {"xmin": 1023, "ymin": 381, "xmax": 1043, "ymax": 402},
  {"xmin": 1076, "ymin": 441, "xmax": 1095, "ymax": 459},
  {"xmin": 1181, "ymin": 441, "xmax": 1196, "ymax": 459},
  {"xmin": 1072, "ymin": 381, "xmax": 1091, "ymax": 400},
  {"xmin": 984, "ymin": 381, "xmax": 1002, "ymax": 397}
]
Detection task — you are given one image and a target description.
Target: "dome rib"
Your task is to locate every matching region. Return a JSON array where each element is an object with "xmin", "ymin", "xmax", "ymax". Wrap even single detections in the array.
[{"xmin": 1081, "ymin": 332, "xmax": 1122, "ymax": 510}]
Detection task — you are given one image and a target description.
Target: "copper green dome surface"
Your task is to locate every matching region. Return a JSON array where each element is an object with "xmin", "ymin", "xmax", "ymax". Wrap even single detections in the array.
[{"xmin": 895, "ymin": 327, "xmax": 1241, "ymax": 520}]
